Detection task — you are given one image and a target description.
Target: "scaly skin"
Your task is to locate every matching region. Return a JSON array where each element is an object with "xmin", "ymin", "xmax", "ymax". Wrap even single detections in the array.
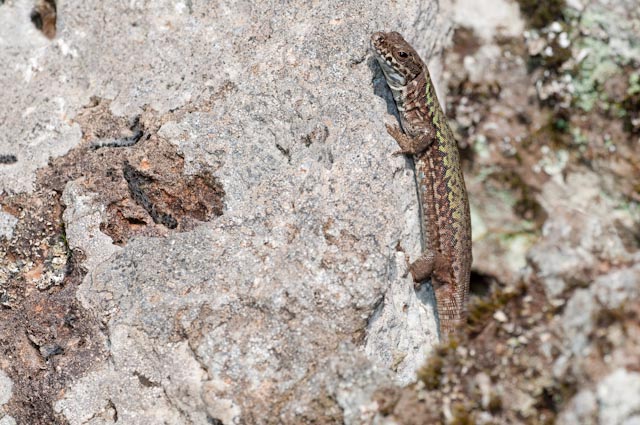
[{"xmin": 371, "ymin": 31, "xmax": 472, "ymax": 339}]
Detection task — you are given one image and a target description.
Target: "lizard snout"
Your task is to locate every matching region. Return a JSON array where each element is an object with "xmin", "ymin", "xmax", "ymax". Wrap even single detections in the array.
[{"xmin": 371, "ymin": 32, "xmax": 385, "ymax": 47}]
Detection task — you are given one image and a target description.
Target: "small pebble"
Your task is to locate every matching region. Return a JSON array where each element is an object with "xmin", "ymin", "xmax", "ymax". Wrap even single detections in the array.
[{"xmin": 494, "ymin": 310, "xmax": 508, "ymax": 323}]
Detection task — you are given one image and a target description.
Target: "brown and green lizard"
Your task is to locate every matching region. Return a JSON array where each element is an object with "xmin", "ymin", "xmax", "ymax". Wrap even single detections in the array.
[{"xmin": 371, "ymin": 31, "xmax": 472, "ymax": 339}]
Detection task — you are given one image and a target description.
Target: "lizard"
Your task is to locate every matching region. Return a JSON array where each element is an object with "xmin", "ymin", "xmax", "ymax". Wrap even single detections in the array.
[{"xmin": 370, "ymin": 31, "xmax": 472, "ymax": 339}]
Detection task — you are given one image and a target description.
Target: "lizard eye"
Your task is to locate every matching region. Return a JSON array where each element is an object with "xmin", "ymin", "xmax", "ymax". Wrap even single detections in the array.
[{"xmin": 398, "ymin": 51, "xmax": 409, "ymax": 58}]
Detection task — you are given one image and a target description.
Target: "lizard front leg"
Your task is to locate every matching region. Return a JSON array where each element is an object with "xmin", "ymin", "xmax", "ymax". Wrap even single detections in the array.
[{"xmin": 385, "ymin": 124, "xmax": 433, "ymax": 155}]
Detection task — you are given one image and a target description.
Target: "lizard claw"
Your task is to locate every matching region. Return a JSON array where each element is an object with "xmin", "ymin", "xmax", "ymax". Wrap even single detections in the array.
[
  {"xmin": 395, "ymin": 247, "xmax": 411, "ymax": 278},
  {"xmin": 385, "ymin": 123, "xmax": 400, "ymax": 133},
  {"xmin": 408, "ymin": 265, "xmax": 423, "ymax": 289},
  {"xmin": 385, "ymin": 123, "xmax": 420, "ymax": 155},
  {"xmin": 385, "ymin": 123, "xmax": 404, "ymax": 139},
  {"xmin": 401, "ymin": 252, "xmax": 412, "ymax": 278}
]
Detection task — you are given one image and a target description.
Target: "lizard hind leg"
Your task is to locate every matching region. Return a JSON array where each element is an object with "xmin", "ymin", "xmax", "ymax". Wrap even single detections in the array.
[
  {"xmin": 408, "ymin": 250, "xmax": 436, "ymax": 286},
  {"xmin": 409, "ymin": 250, "xmax": 452, "ymax": 285}
]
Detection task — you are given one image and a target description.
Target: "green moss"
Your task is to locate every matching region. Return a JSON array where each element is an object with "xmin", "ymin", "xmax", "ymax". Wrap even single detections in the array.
[
  {"xmin": 594, "ymin": 305, "xmax": 629, "ymax": 328},
  {"xmin": 570, "ymin": 40, "xmax": 606, "ymax": 111},
  {"xmin": 418, "ymin": 353, "xmax": 444, "ymax": 390},
  {"xmin": 571, "ymin": 8, "xmax": 637, "ymax": 112},
  {"xmin": 516, "ymin": 0, "xmax": 566, "ymax": 28},
  {"xmin": 451, "ymin": 403, "xmax": 476, "ymax": 425},
  {"xmin": 488, "ymin": 393, "xmax": 503, "ymax": 414},
  {"xmin": 467, "ymin": 288, "xmax": 518, "ymax": 334},
  {"xmin": 553, "ymin": 118, "xmax": 569, "ymax": 132},
  {"xmin": 417, "ymin": 339, "xmax": 458, "ymax": 390},
  {"xmin": 489, "ymin": 170, "xmax": 547, "ymax": 226},
  {"xmin": 570, "ymin": 127, "xmax": 588, "ymax": 146},
  {"xmin": 59, "ymin": 222, "xmax": 69, "ymax": 251},
  {"xmin": 621, "ymin": 73, "xmax": 640, "ymax": 134},
  {"xmin": 629, "ymin": 73, "xmax": 640, "ymax": 96}
]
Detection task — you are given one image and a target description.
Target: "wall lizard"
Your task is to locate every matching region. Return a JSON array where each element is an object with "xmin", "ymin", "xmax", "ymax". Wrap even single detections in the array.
[{"xmin": 371, "ymin": 31, "xmax": 472, "ymax": 339}]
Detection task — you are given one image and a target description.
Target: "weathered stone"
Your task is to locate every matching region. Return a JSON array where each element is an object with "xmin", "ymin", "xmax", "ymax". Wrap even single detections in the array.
[{"xmin": 2, "ymin": 0, "xmax": 451, "ymax": 422}]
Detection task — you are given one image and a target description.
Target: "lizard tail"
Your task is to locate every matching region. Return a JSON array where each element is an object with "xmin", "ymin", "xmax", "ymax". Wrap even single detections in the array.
[{"xmin": 435, "ymin": 287, "xmax": 467, "ymax": 340}]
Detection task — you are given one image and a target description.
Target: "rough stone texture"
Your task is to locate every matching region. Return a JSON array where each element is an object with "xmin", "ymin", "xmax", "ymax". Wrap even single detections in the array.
[
  {"xmin": 1, "ymin": 0, "xmax": 453, "ymax": 422},
  {"xmin": 536, "ymin": 172, "xmax": 640, "ymax": 425},
  {"xmin": 0, "ymin": 212, "xmax": 17, "ymax": 240},
  {"xmin": 0, "ymin": 370, "xmax": 12, "ymax": 406},
  {"xmin": 0, "ymin": 418, "xmax": 16, "ymax": 425},
  {"xmin": 61, "ymin": 181, "xmax": 122, "ymax": 271},
  {"xmin": 5, "ymin": 0, "xmax": 637, "ymax": 422},
  {"xmin": 597, "ymin": 369, "xmax": 640, "ymax": 425},
  {"xmin": 528, "ymin": 172, "xmax": 636, "ymax": 301},
  {"xmin": 448, "ymin": 0, "xmax": 524, "ymax": 42},
  {"xmin": 0, "ymin": 0, "xmax": 81, "ymax": 194},
  {"xmin": 557, "ymin": 389, "xmax": 598, "ymax": 425},
  {"xmin": 0, "ymin": 370, "xmax": 14, "ymax": 425}
]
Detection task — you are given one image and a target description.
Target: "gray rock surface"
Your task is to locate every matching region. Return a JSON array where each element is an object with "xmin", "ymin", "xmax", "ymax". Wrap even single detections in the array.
[
  {"xmin": 556, "ymin": 389, "xmax": 597, "ymax": 425},
  {"xmin": 2, "ymin": 0, "xmax": 453, "ymax": 422},
  {"xmin": 534, "ymin": 171, "xmax": 640, "ymax": 425},
  {"xmin": 0, "ymin": 370, "xmax": 14, "ymax": 425},
  {"xmin": 61, "ymin": 181, "xmax": 122, "ymax": 271},
  {"xmin": 0, "ymin": 417, "xmax": 16, "ymax": 425},
  {"xmin": 0, "ymin": 0, "xmax": 81, "ymax": 194},
  {"xmin": 597, "ymin": 369, "xmax": 640, "ymax": 425},
  {"xmin": 528, "ymin": 172, "xmax": 636, "ymax": 300},
  {"xmin": 0, "ymin": 370, "xmax": 12, "ymax": 407},
  {"xmin": 0, "ymin": 212, "xmax": 17, "ymax": 241}
]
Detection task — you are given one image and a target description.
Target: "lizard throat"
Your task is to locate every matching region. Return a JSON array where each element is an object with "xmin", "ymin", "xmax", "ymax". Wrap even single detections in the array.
[
  {"xmin": 375, "ymin": 58, "xmax": 409, "ymax": 111},
  {"xmin": 375, "ymin": 57, "xmax": 407, "ymax": 87}
]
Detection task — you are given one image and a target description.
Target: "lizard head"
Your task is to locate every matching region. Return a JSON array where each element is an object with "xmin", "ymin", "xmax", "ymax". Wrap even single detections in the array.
[{"xmin": 370, "ymin": 31, "xmax": 424, "ymax": 89}]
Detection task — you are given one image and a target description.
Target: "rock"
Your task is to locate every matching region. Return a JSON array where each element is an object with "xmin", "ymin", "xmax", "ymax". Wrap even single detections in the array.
[
  {"xmin": 2, "ymin": 0, "xmax": 453, "ymax": 422},
  {"xmin": 0, "ymin": 370, "xmax": 15, "ymax": 425},
  {"xmin": 593, "ymin": 265, "xmax": 640, "ymax": 309},
  {"xmin": 527, "ymin": 172, "xmax": 634, "ymax": 300},
  {"xmin": 0, "ymin": 417, "xmax": 16, "ymax": 425},
  {"xmin": 0, "ymin": 212, "xmax": 17, "ymax": 240},
  {"xmin": 0, "ymin": 370, "xmax": 12, "ymax": 406},
  {"xmin": 560, "ymin": 289, "xmax": 596, "ymax": 357},
  {"xmin": 61, "ymin": 181, "xmax": 122, "ymax": 272},
  {"xmin": 597, "ymin": 369, "xmax": 640, "ymax": 425},
  {"xmin": 493, "ymin": 310, "xmax": 508, "ymax": 323},
  {"xmin": 557, "ymin": 389, "xmax": 597, "ymax": 425}
]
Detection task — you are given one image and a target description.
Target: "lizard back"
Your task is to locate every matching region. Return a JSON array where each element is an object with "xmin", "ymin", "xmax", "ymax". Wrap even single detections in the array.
[{"xmin": 417, "ymin": 71, "xmax": 472, "ymax": 333}]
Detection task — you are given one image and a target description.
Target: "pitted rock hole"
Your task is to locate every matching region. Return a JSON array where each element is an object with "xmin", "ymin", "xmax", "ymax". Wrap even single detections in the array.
[{"xmin": 52, "ymin": 97, "xmax": 225, "ymax": 245}]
